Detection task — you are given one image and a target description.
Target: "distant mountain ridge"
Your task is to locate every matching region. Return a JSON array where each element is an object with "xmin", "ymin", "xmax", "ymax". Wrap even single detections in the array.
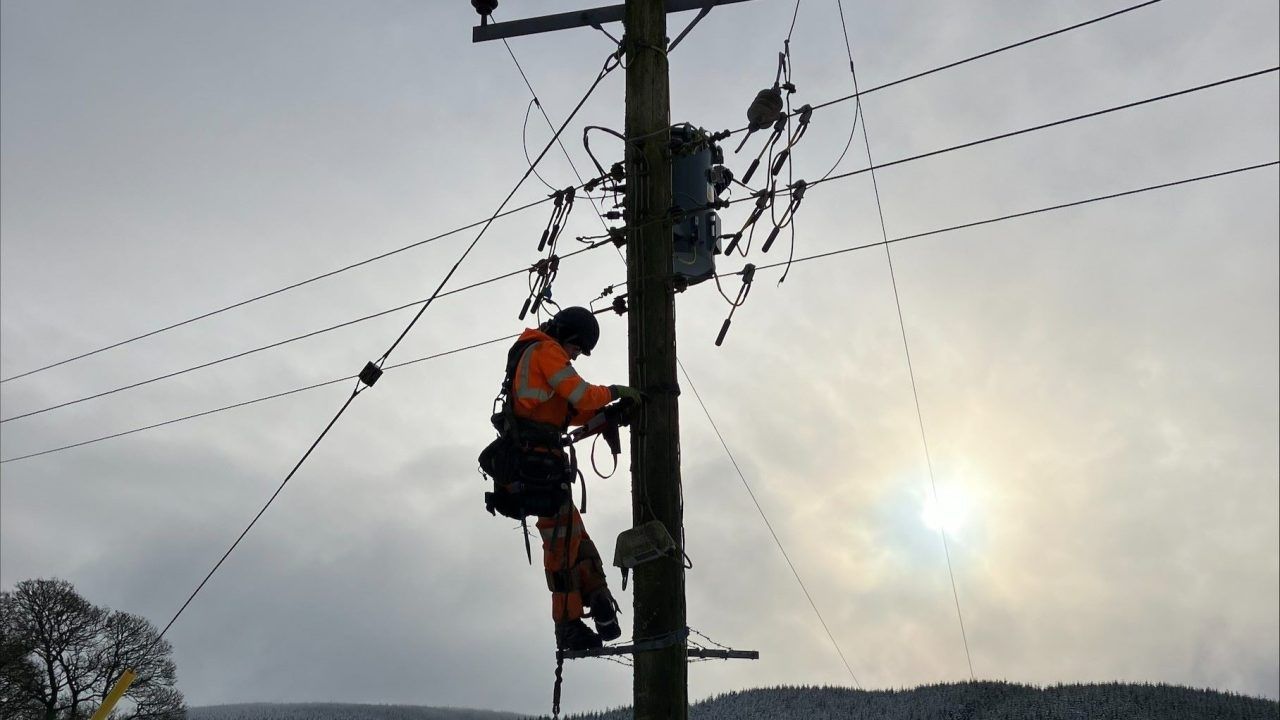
[{"xmin": 190, "ymin": 681, "xmax": 1279, "ymax": 720}]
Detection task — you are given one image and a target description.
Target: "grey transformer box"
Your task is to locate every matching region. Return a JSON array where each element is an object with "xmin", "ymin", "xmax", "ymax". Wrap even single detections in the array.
[{"xmin": 670, "ymin": 124, "xmax": 732, "ymax": 286}]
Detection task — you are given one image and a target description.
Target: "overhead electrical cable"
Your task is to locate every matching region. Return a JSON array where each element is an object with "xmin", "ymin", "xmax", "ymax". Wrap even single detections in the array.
[
  {"xmin": 572, "ymin": 65, "xmax": 1279, "ymax": 244},
  {"xmin": 678, "ymin": 358, "xmax": 862, "ymax": 688},
  {"xmin": 723, "ymin": 66, "xmax": 1279, "ymax": 209},
  {"xmin": 0, "ymin": 236, "xmax": 619, "ymax": 424},
  {"xmin": 722, "ymin": 0, "xmax": 1167, "ymax": 138},
  {"xmin": 834, "ymin": 0, "xmax": 976, "ymax": 679},
  {"xmin": 7, "ymin": 162, "xmax": 1270, "ymax": 466},
  {"xmin": 736, "ymin": 161, "xmax": 1279, "ymax": 277},
  {"xmin": 0, "ymin": 334, "xmax": 518, "ymax": 465},
  {"xmin": 6, "ymin": 66, "xmax": 1270, "ymax": 426},
  {"xmin": 148, "ymin": 49, "xmax": 623, "ymax": 645},
  {"xmin": 499, "ymin": 29, "xmax": 615, "ymax": 236},
  {"xmin": 0, "ymin": 0, "xmax": 1162, "ymax": 387},
  {"xmin": 0, "ymin": 196, "xmax": 559, "ymax": 385}
]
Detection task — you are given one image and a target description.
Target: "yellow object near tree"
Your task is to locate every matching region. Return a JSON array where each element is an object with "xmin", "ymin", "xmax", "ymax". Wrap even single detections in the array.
[{"xmin": 90, "ymin": 669, "xmax": 138, "ymax": 720}]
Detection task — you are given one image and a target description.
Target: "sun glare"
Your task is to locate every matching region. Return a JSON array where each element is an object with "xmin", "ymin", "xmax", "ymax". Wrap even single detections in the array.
[{"xmin": 921, "ymin": 485, "xmax": 972, "ymax": 536}]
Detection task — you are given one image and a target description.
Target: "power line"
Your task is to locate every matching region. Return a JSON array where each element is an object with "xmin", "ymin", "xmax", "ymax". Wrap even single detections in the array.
[
  {"xmin": 10, "ymin": 163, "xmax": 1269, "ymax": 468},
  {"xmin": 724, "ymin": 0, "xmax": 1167, "ymax": 138},
  {"xmin": 0, "ymin": 236, "xmax": 617, "ymax": 425},
  {"xmin": 501, "ymin": 32, "xmax": 612, "ymax": 232},
  {"xmin": 0, "ymin": 0, "xmax": 1165, "ymax": 388},
  {"xmin": 724, "ymin": 66, "xmax": 1279, "ymax": 211},
  {"xmin": 741, "ymin": 161, "xmax": 1278, "ymax": 277},
  {"xmin": 0, "ymin": 196, "xmax": 557, "ymax": 386},
  {"xmin": 678, "ymin": 358, "xmax": 863, "ymax": 688},
  {"xmin": 0, "ymin": 334, "xmax": 518, "ymax": 465},
  {"xmin": 836, "ymin": 0, "xmax": 976, "ymax": 680},
  {"xmin": 7, "ymin": 67, "xmax": 1272, "ymax": 426}
]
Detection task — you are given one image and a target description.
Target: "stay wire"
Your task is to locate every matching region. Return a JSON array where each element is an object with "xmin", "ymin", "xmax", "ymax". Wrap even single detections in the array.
[
  {"xmin": 155, "ymin": 387, "xmax": 358, "ymax": 643},
  {"xmin": 10, "ymin": 162, "xmax": 1270, "ymax": 466},
  {"xmin": 838, "ymin": 4, "xmax": 976, "ymax": 679},
  {"xmin": 678, "ymin": 357, "xmax": 862, "ymax": 688},
  {"xmin": 149, "ymin": 51, "xmax": 620, "ymax": 644}
]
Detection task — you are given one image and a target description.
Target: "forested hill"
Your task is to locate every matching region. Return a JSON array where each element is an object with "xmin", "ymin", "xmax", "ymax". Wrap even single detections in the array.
[
  {"xmin": 189, "ymin": 704, "xmax": 524, "ymax": 720},
  {"xmin": 189, "ymin": 682, "xmax": 1279, "ymax": 720},
  {"xmin": 557, "ymin": 681, "xmax": 1280, "ymax": 720}
]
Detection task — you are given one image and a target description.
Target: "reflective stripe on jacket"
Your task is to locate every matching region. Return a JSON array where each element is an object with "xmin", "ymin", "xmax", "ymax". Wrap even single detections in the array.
[{"xmin": 512, "ymin": 328, "xmax": 613, "ymax": 428}]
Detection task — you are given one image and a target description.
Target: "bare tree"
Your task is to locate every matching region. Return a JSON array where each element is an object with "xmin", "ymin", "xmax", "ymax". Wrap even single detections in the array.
[{"xmin": 0, "ymin": 579, "xmax": 184, "ymax": 720}]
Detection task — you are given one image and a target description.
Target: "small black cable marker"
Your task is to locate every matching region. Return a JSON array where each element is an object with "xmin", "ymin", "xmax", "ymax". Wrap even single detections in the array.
[
  {"xmin": 359, "ymin": 361, "xmax": 384, "ymax": 388},
  {"xmin": 763, "ymin": 180, "xmax": 807, "ymax": 254},
  {"xmin": 715, "ymin": 263, "xmax": 755, "ymax": 347}
]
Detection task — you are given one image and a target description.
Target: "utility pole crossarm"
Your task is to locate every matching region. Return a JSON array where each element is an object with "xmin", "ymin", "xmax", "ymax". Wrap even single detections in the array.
[{"xmin": 472, "ymin": 0, "xmax": 752, "ymax": 43}]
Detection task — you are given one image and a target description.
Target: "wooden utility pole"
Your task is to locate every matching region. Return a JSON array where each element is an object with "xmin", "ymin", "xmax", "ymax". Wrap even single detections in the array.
[
  {"xmin": 622, "ymin": 1, "xmax": 686, "ymax": 718},
  {"xmin": 473, "ymin": 4, "xmax": 760, "ymax": 717}
]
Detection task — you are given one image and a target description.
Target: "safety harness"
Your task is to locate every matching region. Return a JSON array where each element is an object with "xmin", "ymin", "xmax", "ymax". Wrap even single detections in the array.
[
  {"xmin": 478, "ymin": 337, "xmax": 633, "ymax": 562},
  {"xmin": 479, "ymin": 337, "xmax": 575, "ymax": 561}
]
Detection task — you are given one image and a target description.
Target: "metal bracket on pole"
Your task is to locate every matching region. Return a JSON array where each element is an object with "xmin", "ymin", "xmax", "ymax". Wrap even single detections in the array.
[
  {"xmin": 472, "ymin": 0, "xmax": 753, "ymax": 43},
  {"xmin": 559, "ymin": 627, "xmax": 759, "ymax": 660},
  {"xmin": 666, "ymin": 1, "xmax": 715, "ymax": 52}
]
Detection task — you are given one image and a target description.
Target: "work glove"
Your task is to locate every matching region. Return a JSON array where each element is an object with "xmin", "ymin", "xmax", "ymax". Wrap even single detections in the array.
[{"xmin": 610, "ymin": 385, "xmax": 644, "ymax": 403}]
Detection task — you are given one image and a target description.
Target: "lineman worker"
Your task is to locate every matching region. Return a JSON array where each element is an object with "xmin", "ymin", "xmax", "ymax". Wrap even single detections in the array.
[{"xmin": 508, "ymin": 306, "xmax": 643, "ymax": 651}]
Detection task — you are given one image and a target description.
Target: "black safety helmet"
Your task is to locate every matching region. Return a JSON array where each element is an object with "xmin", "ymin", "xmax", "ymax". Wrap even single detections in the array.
[{"xmin": 546, "ymin": 306, "xmax": 600, "ymax": 356}]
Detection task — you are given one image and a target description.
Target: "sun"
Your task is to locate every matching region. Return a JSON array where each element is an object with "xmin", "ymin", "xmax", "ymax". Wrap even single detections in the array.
[{"xmin": 920, "ymin": 485, "xmax": 972, "ymax": 536}]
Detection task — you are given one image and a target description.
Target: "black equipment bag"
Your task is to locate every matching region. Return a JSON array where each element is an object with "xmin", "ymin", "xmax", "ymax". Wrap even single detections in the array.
[{"xmin": 479, "ymin": 433, "xmax": 573, "ymax": 520}]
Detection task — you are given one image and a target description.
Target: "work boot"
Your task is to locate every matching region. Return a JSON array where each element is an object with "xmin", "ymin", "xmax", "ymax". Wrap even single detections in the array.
[
  {"xmin": 587, "ymin": 588, "xmax": 621, "ymax": 642},
  {"xmin": 555, "ymin": 619, "xmax": 602, "ymax": 652}
]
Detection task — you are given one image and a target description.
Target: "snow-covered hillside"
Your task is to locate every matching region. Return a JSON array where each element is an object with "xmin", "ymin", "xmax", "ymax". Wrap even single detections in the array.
[{"xmin": 555, "ymin": 681, "xmax": 1279, "ymax": 720}]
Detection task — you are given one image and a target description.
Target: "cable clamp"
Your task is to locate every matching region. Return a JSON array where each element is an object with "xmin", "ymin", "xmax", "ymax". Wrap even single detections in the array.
[
  {"xmin": 715, "ymin": 263, "xmax": 755, "ymax": 347},
  {"xmin": 358, "ymin": 361, "xmax": 384, "ymax": 388},
  {"xmin": 611, "ymin": 295, "xmax": 629, "ymax": 315}
]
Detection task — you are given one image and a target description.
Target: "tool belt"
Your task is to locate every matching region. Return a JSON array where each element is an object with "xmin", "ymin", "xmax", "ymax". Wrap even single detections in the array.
[{"xmin": 479, "ymin": 416, "xmax": 574, "ymax": 520}]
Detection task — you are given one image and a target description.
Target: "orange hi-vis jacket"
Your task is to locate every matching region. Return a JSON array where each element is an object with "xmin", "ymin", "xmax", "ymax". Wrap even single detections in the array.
[{"xmin": 511, "ymin": 328, "xmax": 613, "ymax": 430}]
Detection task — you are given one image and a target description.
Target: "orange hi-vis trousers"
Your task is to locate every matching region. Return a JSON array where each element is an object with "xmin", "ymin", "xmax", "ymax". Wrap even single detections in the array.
[{"xmin": 537, "ymin": 502, "xmax": 608, "ymax": 622}]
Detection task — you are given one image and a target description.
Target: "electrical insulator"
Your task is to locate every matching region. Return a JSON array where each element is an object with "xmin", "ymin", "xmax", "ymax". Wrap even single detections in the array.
[{"xmin": 670, "ymin": 124, "xmax": 725, "ymax": 286}]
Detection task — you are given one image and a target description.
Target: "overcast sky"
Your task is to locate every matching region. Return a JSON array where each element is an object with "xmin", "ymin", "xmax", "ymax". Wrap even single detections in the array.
[{"xmin": 2, "ymin": 0, "xmax": 1277, "ymax": 716}]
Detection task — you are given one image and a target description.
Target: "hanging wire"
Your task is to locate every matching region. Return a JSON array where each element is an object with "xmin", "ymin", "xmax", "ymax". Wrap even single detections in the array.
[
  {"xmin": 832, "ymin": 0, "xmax": 975, "ymax": 679},
  {"xmin": 678, "ymin": 358, "xmax": 862, "ymax": 688},
  {"xmin": 522, "ymin": 98, "xmax": 560, "ymax": 193}
]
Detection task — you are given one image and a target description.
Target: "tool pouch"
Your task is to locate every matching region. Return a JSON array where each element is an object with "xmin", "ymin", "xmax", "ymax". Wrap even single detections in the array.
[{"xmin": 480, "ymin": 436, "xmax": 572, "ymax": 520}]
